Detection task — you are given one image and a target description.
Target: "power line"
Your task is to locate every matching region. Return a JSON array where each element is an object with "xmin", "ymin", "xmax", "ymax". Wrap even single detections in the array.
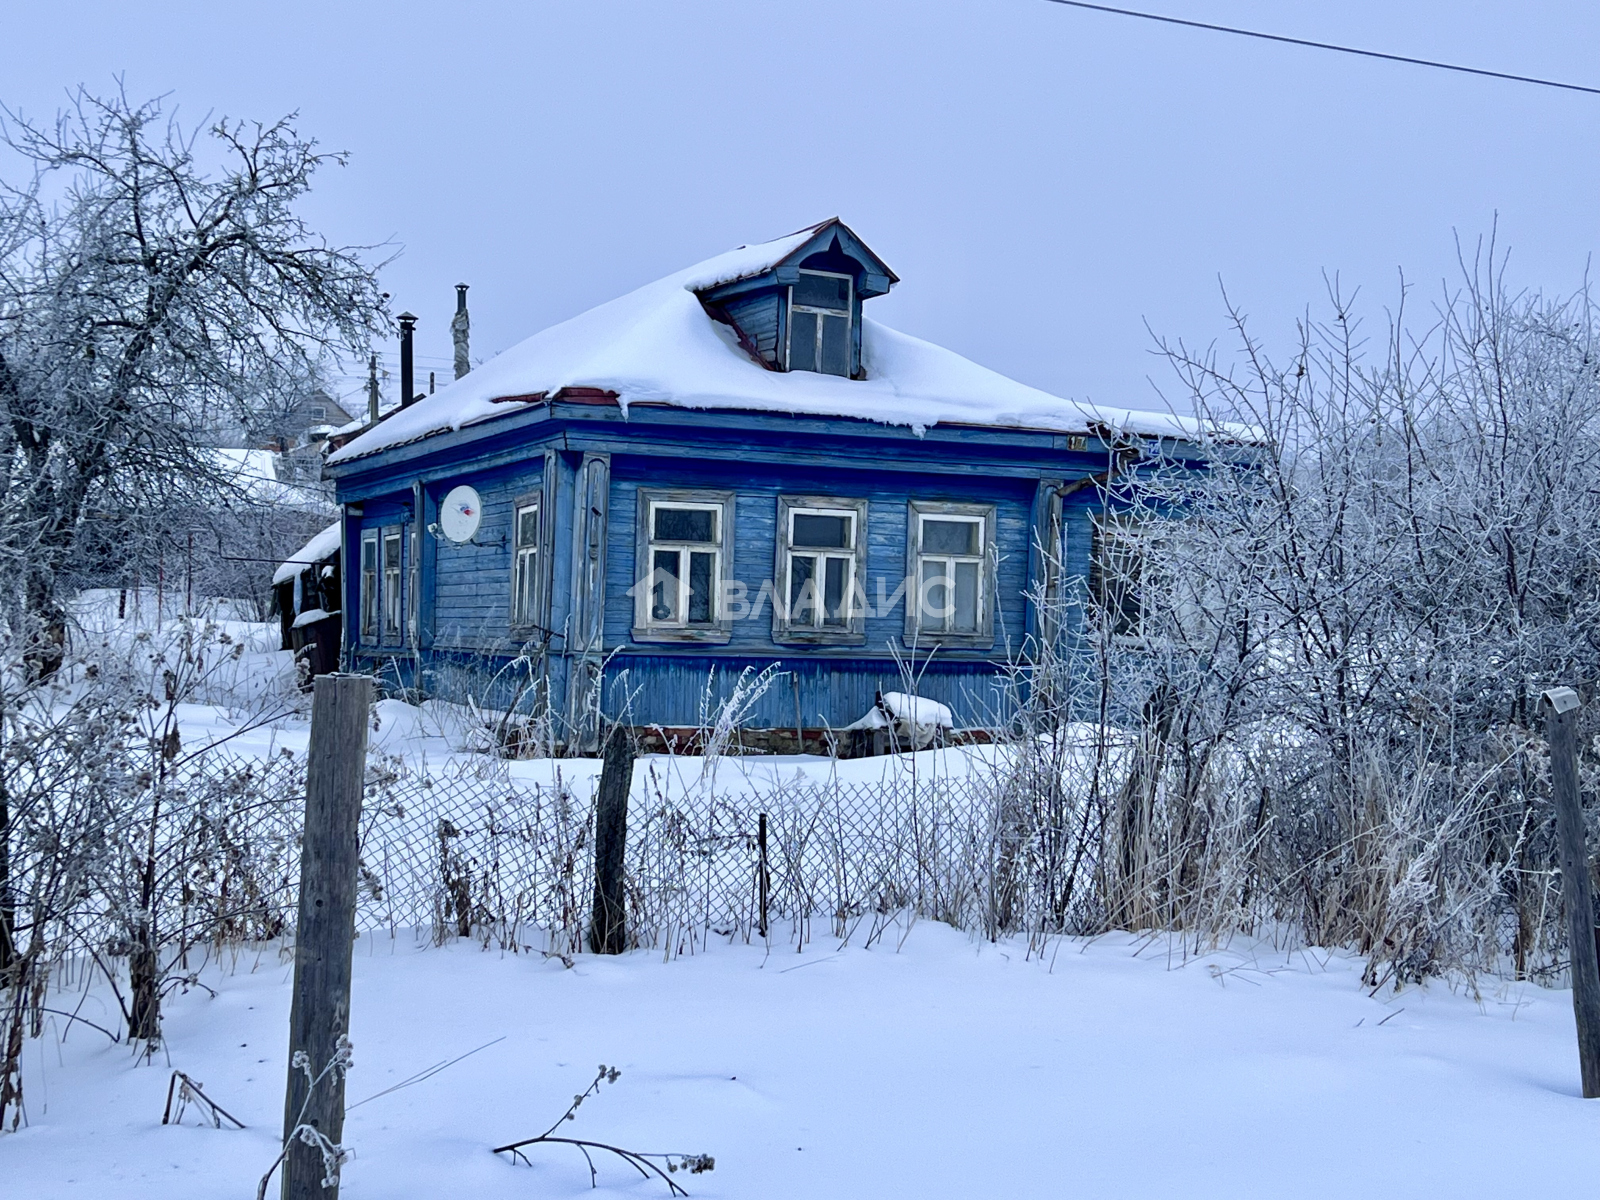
[{"xmin": 1040, "ymin": 0, "xmax": 1600, "ymax": 96}]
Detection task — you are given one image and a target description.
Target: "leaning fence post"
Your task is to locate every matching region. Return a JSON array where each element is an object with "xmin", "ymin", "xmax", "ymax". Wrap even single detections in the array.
[
  {"xmin": 281, "ymin": 674, "xmax": 372, "ymax": 1197},
  {"xmin": 1543, "ymin": 686, "xmax": 1600, "ymax": 1099},
  {"xmin": 589, "ymin": 724, "xmax": 633, "ymax": 955},
  {"xmin": 757, "ymin": 812, "xmax": 770, "ymax": 940}
]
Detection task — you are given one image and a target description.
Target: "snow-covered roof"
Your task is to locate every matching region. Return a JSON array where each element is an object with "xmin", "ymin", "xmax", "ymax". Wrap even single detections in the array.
[
  {"xmin": 329, "ymin": 223, "xmax": 1215, "ymax": 467},
  {"xmin": 213, "ymin": 448, "xmax": 333, "ymax": 512},
  {"xmin": 274, "ymin": 520, "xmax": 342, "ymax": 585}
]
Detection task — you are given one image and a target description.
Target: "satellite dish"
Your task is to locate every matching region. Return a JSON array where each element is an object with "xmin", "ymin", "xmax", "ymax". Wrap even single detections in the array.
[{"xmin": 438, "ymin": 485, "xmax": 482, "ymax": 543}]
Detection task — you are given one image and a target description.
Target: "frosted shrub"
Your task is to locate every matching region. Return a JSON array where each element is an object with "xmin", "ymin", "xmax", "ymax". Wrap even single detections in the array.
[{"xmin": 1030, "ymin": 253, "xmax": 1600, "ymax": 984}]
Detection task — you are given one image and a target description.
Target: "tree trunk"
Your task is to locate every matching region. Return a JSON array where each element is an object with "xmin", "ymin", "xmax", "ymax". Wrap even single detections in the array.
[
  {"xmin": 128, "ymin": 856, "xmax": 160, "ymax": 1043},
  {"xmin": 22, "ymin": 562, "xmax": 66, "ymax": 683}
]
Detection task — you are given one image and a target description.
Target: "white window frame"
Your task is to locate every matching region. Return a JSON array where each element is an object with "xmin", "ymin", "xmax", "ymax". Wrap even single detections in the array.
[
  {"xmin": 381, "ymin": 526, "xmax": 403, "ymax": 643},
  {"xmin": 510, "ymin": 494, "xmax": 541, "ymax": 632},
  {"xmin": 904, "ymin": 500, "xmax": 997, "ymax": 646},
  {"xmin": 408, "ymin": 522, "xmax": 420, "ymax": 646},
  {"xmin": 1091, "ymin": 511, "xmax": 1187, "ymax": 645},
  {"xmin": 773, "ymin": 495, "xmax": 867, "ymax": 644},
  {"xmin": 633, "ymin": 488, "xmax": 735, "ymax": 644},
  {"xmin": 359, "ymin": 529, "xmax": 379, "ymax": 643},
  {"xmin": 786, "ymin": 269, "xmax": 853, "ymax": 376}
]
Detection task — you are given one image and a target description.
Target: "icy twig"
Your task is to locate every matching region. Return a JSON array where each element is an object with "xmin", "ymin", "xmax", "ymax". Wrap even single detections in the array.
[{"xmin": 493, "ymin": 1065, "xmax": 714, "ymax": 1196}]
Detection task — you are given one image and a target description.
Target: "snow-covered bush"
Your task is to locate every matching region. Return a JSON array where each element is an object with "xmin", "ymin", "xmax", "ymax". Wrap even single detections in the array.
[{"xmin": 1021, "ymin": 254, "xmax": 1600, "ymax": 984}]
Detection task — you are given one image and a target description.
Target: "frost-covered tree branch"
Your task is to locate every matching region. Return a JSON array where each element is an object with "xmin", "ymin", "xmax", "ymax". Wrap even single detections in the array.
[{"xmin": 0, "ymin": 84, "xmax": 388, "ymax": 678}]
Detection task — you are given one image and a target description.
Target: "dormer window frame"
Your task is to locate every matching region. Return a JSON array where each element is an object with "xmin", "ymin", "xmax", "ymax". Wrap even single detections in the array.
[{"xmin": 786, "ymin": 268, "xmax": 854, "ymax": 377}]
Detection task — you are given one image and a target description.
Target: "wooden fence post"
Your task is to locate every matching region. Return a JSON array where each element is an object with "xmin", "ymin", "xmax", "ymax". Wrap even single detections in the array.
[
  {"xmin": 281, "ymin": 674, "xmax": 372, "ymax": 1197},
  {"xmin": 589, "ymin": 725, "xmax": 634, "ymax": 955},
  {"xmin": 1543, "ymin": 686, "xmax": 1600, "ymax": 1099}
]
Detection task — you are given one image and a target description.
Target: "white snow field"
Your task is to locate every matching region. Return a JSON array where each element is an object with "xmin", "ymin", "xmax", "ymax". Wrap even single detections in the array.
[{"xmin": 7, "ymin": 926, "xmax": 1600, "ymax": 1199}]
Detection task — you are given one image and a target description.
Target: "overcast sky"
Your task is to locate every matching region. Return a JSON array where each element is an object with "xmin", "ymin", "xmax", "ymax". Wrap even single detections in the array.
[{"xmin": 7, "ymin": 1, "xmax": 1599, "ymax": 415}]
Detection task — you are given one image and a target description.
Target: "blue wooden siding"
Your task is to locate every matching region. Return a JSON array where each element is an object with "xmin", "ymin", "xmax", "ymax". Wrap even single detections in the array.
[
  {"xmin": 721, "ymin": 291, "xmax": 782, "ymax": 366},
  {"xmin": 330, "ymin": 396, "xmax": 1185, "ymax": 737},
  {"xmin": 600, "ymin": 456, "xmax": 1036, "ymax": 659},
  {"xmin": 600, "ymin": 654, "xmax": 1012, "ymax": 731},
  {"xmin": 426, "ymin": 459, "xmax": 543, "ymax": 651}
]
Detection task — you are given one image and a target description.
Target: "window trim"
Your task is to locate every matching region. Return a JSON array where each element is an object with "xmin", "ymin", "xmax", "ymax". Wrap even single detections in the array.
[
  {"xmin": 903, "ymin": 500, "xmax": 997, "ymax": 647},
  {"xmin": 509, "ymin": 490, "xmax": 542, "ymax": 635},
  {"xmin": 772, "ymin": 495, "xmax": 868, "ymax": 645},
  {"xmin": 786, "ymin": 269, "xmax": 853, "ymax": 376},
  {"xmin": 1090, "ymin": 510, "xmax": 1161, "ymax": 645},
  {"xmin": 632, "ymin": 487, "xmax": 736, "ymax": 645},
  {"xmin": 380, "ymin": 525, "xmax": 404, "ymax": 644},
  {"xmin": 359, "ymin": 528, "xmax": 379, "ymax": 644}
]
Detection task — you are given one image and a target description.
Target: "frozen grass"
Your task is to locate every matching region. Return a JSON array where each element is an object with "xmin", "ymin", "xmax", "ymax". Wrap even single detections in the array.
[{"xmin": 6, "ymin": 924, "xmax": 1599, "ymax": 1198}]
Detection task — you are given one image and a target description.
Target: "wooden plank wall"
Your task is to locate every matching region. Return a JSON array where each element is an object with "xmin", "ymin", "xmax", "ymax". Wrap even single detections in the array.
[
  {"xmin": 599, "ymin": 454, "xmax": 1038, "ymax": 727},
  {"xmin": 342, "ymin": 420, "xmax": 1111, "ymax": 731}
]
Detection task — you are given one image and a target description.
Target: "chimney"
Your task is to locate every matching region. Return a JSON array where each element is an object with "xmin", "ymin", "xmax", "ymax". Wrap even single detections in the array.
[
  {"xmin": 398, "ymin": 312, "xmax": 418, "ymax": 409},
  {"xmin": 452, "ymin": 284, "xmax": 471, "ymax": 380},
  {"xmin": 366, "ymin": 352, "xmax": 379, "ymax": 423}
]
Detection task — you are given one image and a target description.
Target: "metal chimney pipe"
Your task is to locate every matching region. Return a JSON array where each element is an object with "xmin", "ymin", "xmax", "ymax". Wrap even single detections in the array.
[
  {"xmin": 398, "ymin": 312, "xmax": 418, "ymax": 409},
  {"xmin": 452, "ymin": 284, "xmax": 471, "ymax": 380},
  {"xmin": 366, "ymin": 352, "xmax": 379, "ymax": 423}
]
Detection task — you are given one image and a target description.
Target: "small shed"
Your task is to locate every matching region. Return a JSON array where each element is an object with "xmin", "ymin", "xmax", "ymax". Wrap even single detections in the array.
[{"xmin": 274, "ymin": 521, "xmax": 343, "ymax": 680}]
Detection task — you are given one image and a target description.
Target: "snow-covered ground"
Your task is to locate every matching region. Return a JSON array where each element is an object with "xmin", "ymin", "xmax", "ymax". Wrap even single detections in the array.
[
  {"xmin": 17, "ymin": 604, "xmax": 1600, "ymax": 1196},
  {"xmin": 8, "ymin": 925, "xmax": 1599, "ymax": 1198}
]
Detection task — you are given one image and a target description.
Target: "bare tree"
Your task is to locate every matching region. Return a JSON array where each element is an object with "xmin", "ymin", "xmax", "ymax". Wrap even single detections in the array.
[
  {"xmin": 1084, "ymin": 244, "xmax": 1600, "ymax": 982},
  {"xmin": 0, "ymin": 85, "xmax": 387, "ymax": 677}
]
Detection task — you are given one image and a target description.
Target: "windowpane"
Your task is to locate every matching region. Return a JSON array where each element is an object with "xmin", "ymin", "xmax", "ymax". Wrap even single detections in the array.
[
  {"xmin": 651, "ymin": 549, "xmax": 679, "ymax": 622},
  {"xmin": 688, "ymin": 552, "xmax": 714, "ymax": 623},
  {"xmin": 820, "ymin": 314, "xmax": 850, "ymax": 376},
  {"xmin": 1094, "ymin": 524, "xmax": 1144, "ymax": 637},
  {"xmin": 921, "ymin": 559, "xmax": 950, "ymax": 629},
  {"xmin": 789, "ymin": 309, "xmax": 818, "ymax": 371},
  {"xmin": 361, "ymin": 535, "xmax": 378, "ymax": 637},
  {"xmin": 823, "ymin": 557, "xmax": 848, "ymax": 626},
  {"xmin": 922, "ymin": 518, "xmax": 979, "ymax": 556},
  {"xmin": 653, "ymin": 506, "xmax": 715, "ymax": 543},
  {"xmin": 383, "ymin": 533, "xmax": 402, "ymax": 569},
  {"xmin": 793, "ymin": 272, "xmax": 851, "ymax": 311},
  {"xmin": 516, "ymin": 504, "xmax": 539, "ymax": 547},
  {"xmin": 789, "ymin": 553, "xmax": 817, "ymax": 622},
  {"xmin": 953, "ymin": 560, "xmax": 980, "ymax": 632},
  {"xmin": 792, "ymin": 512, "xmax": 850, "ymax": 549}
]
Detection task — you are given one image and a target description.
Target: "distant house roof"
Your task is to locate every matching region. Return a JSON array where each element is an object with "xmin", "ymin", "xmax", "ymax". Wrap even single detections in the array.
[
  {"xmin": 329, "ymin": 220, "xmax": 1223, "ymax": 467},
  {"xmin": 213, "ymin": 449, "xmax": 334, "ymax": 512}
]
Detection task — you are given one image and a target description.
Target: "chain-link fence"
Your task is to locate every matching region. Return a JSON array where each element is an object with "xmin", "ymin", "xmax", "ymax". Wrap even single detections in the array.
[
  {"xmin": 354, "ymin": 755, "xmax": 1031, "ymax": 956},
  {"xmin": 64, "ymin": 748, "xmax": 1073, "ymax": 964}
]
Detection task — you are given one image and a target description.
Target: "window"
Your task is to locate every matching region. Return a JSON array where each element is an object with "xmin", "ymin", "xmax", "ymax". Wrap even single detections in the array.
[
  {"xmin": 650, "ymin": 504, "xmax": 718, "ymax": 624},
  {"xmin": 309, "ymin": 404, "xmax": 327, "ymax": 420},
  {"xmin": 787, "ymin": 270, "xmax": 852, "ymax": 376},
  {"xmin": 774, "ymin": 496, "xmax": 867, "ymax": 642},
  {"xmin": 511, "ymin": 497, "xmax": 540, "ymax": 629},
  {"xmin": 408, "ymin": 523, "xmax": 420, "ymax": 644},
  {"xmin": 906, "ymin": 502, "xmax": 995, "ymax": 644},
  {"xmin": 633, "ymin": 489, "xmax": 735, "ymax": 643},
  {"xmin": 359, "ymin": 530, "xmax": 379, "ymax": 641},
  {"xmin": 381, "ymin": 527, "xmax": 402, "ymax": 641},
  {"xmin": 1091, "ymin": 514, "xmax": 1150, "ymax": 639}
]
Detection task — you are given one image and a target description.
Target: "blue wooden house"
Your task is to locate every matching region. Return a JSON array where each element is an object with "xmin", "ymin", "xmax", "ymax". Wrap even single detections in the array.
[{"xmin": 325, "ymin": 219, "xmax": 1205, "ymax": 751}]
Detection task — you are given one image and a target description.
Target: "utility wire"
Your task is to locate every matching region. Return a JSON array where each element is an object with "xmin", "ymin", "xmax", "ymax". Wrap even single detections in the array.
[{"xmin": 1040, "ymin": 0, "xmax": 1600, "ymax": 96}]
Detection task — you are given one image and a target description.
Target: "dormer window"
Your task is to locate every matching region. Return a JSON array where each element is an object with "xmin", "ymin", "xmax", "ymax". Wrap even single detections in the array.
[{"xmin": 788, "ymin": 270, "xmax": 852, "ymax": 376}]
